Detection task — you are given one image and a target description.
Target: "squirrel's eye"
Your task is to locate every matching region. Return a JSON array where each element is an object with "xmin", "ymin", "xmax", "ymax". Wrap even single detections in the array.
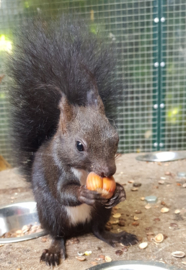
[{"xmin": 76, "ymin": 141, "xmax": 84, "ymax": 151}]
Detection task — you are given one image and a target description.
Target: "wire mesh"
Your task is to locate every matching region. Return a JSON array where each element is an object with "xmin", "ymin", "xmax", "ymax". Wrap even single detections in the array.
[
  {"xmin": 162, "ymin": 0, "xmax": 186, "ymax": 150},
  {"xmin": 0, "ymin": 0, "xmax": 185, "ymax": 164}
]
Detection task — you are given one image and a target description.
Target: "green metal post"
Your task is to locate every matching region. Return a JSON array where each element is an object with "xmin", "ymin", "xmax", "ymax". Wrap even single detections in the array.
[{"xmin": 152, "ymin": 0, "xmax": 166, "ymax": 151}]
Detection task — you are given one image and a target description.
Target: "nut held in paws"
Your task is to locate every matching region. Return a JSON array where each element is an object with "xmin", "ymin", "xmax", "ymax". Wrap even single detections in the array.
[{"xmin": 86, "ymin": 172, "xmax": 116, "ymax": 199}]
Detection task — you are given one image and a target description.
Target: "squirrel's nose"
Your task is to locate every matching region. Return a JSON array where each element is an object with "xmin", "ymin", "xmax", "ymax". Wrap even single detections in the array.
[{"xmin": 100, "ymin": 164, "xmax": 116, "ymax": 178}]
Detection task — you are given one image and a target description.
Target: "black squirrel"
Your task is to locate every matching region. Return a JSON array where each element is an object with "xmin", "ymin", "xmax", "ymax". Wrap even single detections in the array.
[{"xmin": 9, "ymin": 17, "xmax": 138, "ymax": 266}]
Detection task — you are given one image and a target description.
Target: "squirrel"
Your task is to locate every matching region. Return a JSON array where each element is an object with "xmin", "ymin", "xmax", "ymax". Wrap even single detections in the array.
[{"xmin": 9, "ymin": 16, "xmax": 138, "ymax": 266}]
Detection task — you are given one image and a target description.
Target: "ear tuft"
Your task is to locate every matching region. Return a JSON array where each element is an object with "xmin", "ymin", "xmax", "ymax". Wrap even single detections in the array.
[
  {"xmin": 87, "ymin": 90, "xmax": 105, "ymax": 113},
  {"xmin": 59, "ymin": 95, "xmax": 74, "ymax": 133}
]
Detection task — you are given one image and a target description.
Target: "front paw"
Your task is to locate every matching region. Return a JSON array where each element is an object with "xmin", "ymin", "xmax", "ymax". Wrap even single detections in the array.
[
  {"xmin": 78, "ymin": 185, "xmax": 108, "ymax": 206},
  {"xmin": 104, "ymin": 183, "xmax": 126, "ymax": 209}
]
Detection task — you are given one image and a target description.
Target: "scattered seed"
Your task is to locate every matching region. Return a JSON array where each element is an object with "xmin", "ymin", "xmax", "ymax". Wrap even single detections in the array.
[
  {"xmin": 105, "ymin": 256, "xmax": 112, "ymax": 262},
  {"xmin": 145, "ymin": 227, "xmax": 152, "ymax": 231},
  {"xmin": 76, "ymin": 256, "xmax": 86, "ymax": 261},
  {"xmin": 154, "ymin": 233, "xmax": 164, "ymax": 243},
  {"xmin": 171, "ymin": 251, "xmax": 185, "ymax": 258},
  {"xmin": 91, "ymin": 261, "xmax": 98, "ymax": 266},
  {"xmin": 182, "ymin": 183, "xmax": 186, "ymax": 188},
  {"xmin": 154, "ymin": 218, "xmax": 160, "ymax": 222},
  {"xmin": 134, "ymin": 216, "xmax": 139, "ymax": 221},
  {"xmin": 161, "ymin": 177, "xmax": 166, "ymax": 180},
  {"xmin": 84, "ymin": 250, "xmax": 92, "ymax": 256},
  {"xmin": 140, "ymin": 197, "xmax": 145, "ymax": 201},
  {"xmin": 105, "ymin": 223, "xmax": 113, "ymax": 231},
  {"xmin": 139, "ymin": 242, "xmax": 148, "ymax": 249},
  {"xmin": 177, "ymin": 183, "xmax": 182, "ymax": 186},
  {"xmin": 41, "ymin": 237, "xmax": 48, "ymax": 242},
  {"xmin": 133, "ymin": 182, "xmax": 142, "ymax": 187},
  {"xmin": 161, "ymin": 207, "xmax": 169, "ymax": 213},
  {"xmin": 77, "ymin": 252, "xmax": 84, "ymax": 256},
  {"xmin": 182, "ymin": 261, "xmax": 186, "ymax": 265},
  {"xmin": 122, "ymin": 246, "xmax": 128, "ymax": 252},
  {"xmin": 135, "ymin": 210, "xmax": 142, "ymax": 214},
  {"xmin": 169, "ymin": 223, "xmax": 178, "ymax": 229},
  {"xmin": 161, "ymin": 201, "xmax": 168, "ymax": 207},
  {"xmin": 110, "ymin": 220, "xmax": 119, "ymax": 225},
  {"xmin": 132, "ymin": 221, "xmax": 139, "ymax": 226},
  {"xmin": 15, "ymin": 230, "xmax": 22, "ymax": 235},
  {"xmin": 23, "ymin": 225, "xmax": 32, "ymax": 234},
  {"xmin": 115, "ymin": 250, "xmax": 123, "ymax": 256},
  {"xmin": 158, "ymin": 180, "xmax": 165, "ymax": 185},
  {"xmin": 128, "ymin": 180, "xmax": 134, "ymax": 183},
  {"xmin": 145, "ymin": 195, "xmax": 157, "ymax": 203},
  {"xmin": 174, "ymin": 209, "xmax": 181, "ymax": 214},
  {"xmin": 131, "ymin": 187, "xmax": 138, "ymax": 191},
  {"xmin": 98, "ymin": 255, "xmax": 105, "ymax": 260},
  {"xmin": 118, "ymin": 220, "xmax": 125, "ymax": 226},
  {"xmin": 0, "ymin": 244, "xmax": 4, "ymax": 247},
  {"xmin": 165, "ymin": 172, "xmax": 171, "ymax": 175},
  {"xmin": 114, "ymin": 206, "xmax": 121, "ymax": 210},
  {"xmin": 145, "ymin": 204, "xmax": 151, "ymax": 210},
  {"xmin": 113, "ymin": 213, "xmax": 121, "ymax": 218}
]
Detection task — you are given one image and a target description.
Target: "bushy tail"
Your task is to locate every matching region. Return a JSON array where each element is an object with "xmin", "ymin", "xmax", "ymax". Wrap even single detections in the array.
[{"xmin": 9, "ymin": 16, "xmax": 121, "ymax": 176}]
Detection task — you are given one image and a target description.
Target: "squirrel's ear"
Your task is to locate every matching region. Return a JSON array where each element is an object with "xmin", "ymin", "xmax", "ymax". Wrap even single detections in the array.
[
  {"xmin": 87, "ymin": 90, "xmax": 105, "ymax": 114},
  {"xmin": 58, "ymin": 95, "xmax": 75, "ymax": 133}
]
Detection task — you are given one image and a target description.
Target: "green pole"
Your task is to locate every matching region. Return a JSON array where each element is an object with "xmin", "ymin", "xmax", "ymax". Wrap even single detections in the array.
[{"xmin": 152, "ymin": 0, "xmax": 166, "ymax": 151}]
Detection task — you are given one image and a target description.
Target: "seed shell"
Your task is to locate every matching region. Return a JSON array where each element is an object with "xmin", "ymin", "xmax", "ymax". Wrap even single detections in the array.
[
  {"xmin": 105, "ymin": 256, "xmax": 112, "ymax": 262},
  {"xmin": 158, "ymin": 180, "xmax": 165, "ymax": 185},
  {"xmin": 113, "ymin": 213, "xmax": 121, "ymax": 218},
  {"xmin": 154, "ymin": 233, "xmax": 164, "ymax": 243},
  {"xmin": 84, "ymin": 250, "xmax": 92, "ymax": 256},
  {"xmin": 139, "ymin": 242, "xmax": 148, "ymax": 249},
  {"xmin": 145, "ymin": 204, "xmax": 151, "ymax": 209},
  {"xmin": 110, "ymin": 219, "xmax": 119, "ymax": 225},
  {"xmin": 131, "ymin": 187, "xmax": 138, "ymax": 191},
  {"xmin": 76, "ymin": 256, "xmax": 86, "ymax": 261},
  {"xmin": 161, "ymin": 207, "xmax": 169, "ymax": 213},
  {"xmin": 171, "ymin": 251, "xmax": 185, "ymax": 258}
]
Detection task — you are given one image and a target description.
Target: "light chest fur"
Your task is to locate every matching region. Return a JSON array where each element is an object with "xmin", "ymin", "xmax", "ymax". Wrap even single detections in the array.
[{"xmin": 65, "ymin": 168, "xmax": 92, "ymax": 225}]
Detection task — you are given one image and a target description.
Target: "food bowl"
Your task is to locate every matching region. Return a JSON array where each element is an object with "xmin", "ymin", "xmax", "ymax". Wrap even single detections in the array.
[
  {"xmin": 136, "ymin": 151, "xmax": 186, "ymax": 162},
  {"xmin": 88, "ymin": 261, "xmax": 183, "ymax": 270},
  {"xmin": 0, "ymin": 201, "xmax": 46, "ymax": 243}
]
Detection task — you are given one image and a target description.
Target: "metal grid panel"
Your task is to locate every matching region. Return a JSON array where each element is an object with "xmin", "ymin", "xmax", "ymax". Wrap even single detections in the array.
[
  {"xmin": 162, "ymin": 0, "xmax": 186, "ymax": 150},
  {"xmin": 0, "ymin": 0, "xmax": 185, "ymax": 164}
]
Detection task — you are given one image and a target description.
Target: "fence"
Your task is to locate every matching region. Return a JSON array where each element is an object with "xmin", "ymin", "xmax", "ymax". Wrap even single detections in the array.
[{"xmin": 0, "ymin": 0, "xmax": 186, "ymax": 164}]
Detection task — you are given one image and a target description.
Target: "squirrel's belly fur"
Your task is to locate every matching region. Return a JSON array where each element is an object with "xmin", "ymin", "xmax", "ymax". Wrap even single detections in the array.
[{"xmin": 65, "ymin": 204, "xmax": 92, "ymax": 225}]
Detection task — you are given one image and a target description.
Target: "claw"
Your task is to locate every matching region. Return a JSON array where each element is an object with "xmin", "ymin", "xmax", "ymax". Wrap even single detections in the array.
[{"xmin": 40, "ymin": 249, "xmax": 61, "ymax": 266}]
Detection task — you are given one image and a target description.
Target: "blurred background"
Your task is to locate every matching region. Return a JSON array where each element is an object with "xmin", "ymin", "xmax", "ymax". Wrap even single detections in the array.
[{"xmin": 0, "ymin": 0, "xmax": 186, "ymax": 165}]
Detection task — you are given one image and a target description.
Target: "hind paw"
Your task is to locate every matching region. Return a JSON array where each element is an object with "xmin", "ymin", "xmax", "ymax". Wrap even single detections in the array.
[{"xmin": 40, "ymin": 249, "xmax": 60, "ymax": 266}]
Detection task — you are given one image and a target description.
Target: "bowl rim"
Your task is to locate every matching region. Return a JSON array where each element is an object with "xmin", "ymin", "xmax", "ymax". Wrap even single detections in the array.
[
  {"xmin": 0, "ymin": 201, "xmax": 46, "ymax": 244},
  {"xmin": 136, "ymin": 151, "xmax": 186, "ymax": 162},
  {"xmin": 87, "ymin": 260, "xmax": 183, "ymax": 270}
]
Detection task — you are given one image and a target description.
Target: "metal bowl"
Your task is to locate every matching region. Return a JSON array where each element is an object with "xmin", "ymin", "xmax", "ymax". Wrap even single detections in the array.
[
  {"xmin": 0, "ymin": 201, "xmax": 46, "ymax": 243},
  {"xmin": 136, "ymin": 151, "xmax": 186, "ymax": 162},
  {"xmin": 88, "ymin": 261, "xmax": 182, "ymax": 270}
]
